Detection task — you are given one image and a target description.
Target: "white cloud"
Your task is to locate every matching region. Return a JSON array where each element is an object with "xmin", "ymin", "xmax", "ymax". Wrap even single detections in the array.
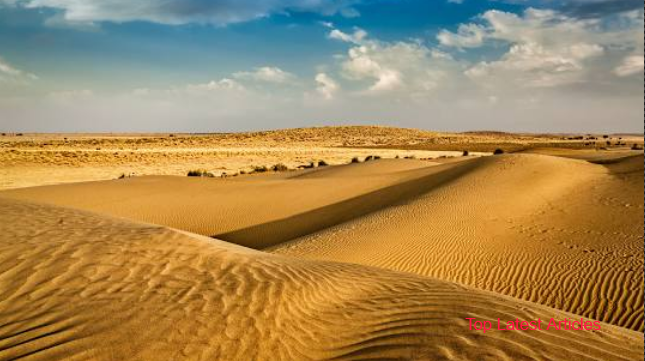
[
  {"xmin": 330, "ymin": 28, "xmax": 460, "ymax": 95},
  {"xmin": 0, "ymin": 56, "xmax": 38, "ymax": 83},
  {"xmin": 435, "ymin": 8, "xmax": 643, "ymax": 89},
  {"xmin": 233, "ymin": 66, "xmax": 295, "ymax": 84},
  {"xmin": 2, "ymin": 0, "xmax": 362, "ymax": 26},
  {"xmin": 437, "ymin": 24, "xmax": 486, "ymax": 48},
  {"xmin": 315, "ymin": 73, "xmax": 339, "ymax": 99},
  {"xmin": 613, "ymin": 55, "xmax": 644, "ymax": 77},
  {"xmin": 183, "ymin": 78, "xmax": 246, "ymax": 93},
  {"xmin": 466, "ymin": 42, "xmax": 604, "ymax": 87},
  {"xmin": 329, "ymin": 28, "xmax": 368, "ymax": 44}
]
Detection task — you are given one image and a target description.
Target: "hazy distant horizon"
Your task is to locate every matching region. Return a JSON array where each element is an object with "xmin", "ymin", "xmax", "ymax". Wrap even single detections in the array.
[{"xmin": 0, "ymin": 0, "xmax": 643, "ymax": 133}]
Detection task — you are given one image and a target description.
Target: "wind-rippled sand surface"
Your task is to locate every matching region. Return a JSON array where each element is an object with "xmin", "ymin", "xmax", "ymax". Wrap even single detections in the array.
[
  {"xmin": 1, "ymin": 138, "xmax": 643, "ymax": 360},
  {"xmin": 0, "ymin": 198, "xmax": 642, "ymax": 361}
]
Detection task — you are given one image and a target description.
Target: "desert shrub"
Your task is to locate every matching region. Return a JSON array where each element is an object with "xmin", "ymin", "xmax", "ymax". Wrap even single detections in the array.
[
  {"xmin": 1, "ymin": 133, "xmax": 5, "ymax": 136},
  {"xmin": 493, "ymin": 149, "xmax": 504, "ymax": 155},
  {"xmin": 272, "ymin": 163, "xmax": 289, "ymax": 172},
  {"xmin": 365, "ymin": 155, "xmax": 374, "ymax": 162},
  {"xmin": 187, "ymin": 169, "xmax": 215, "ymax": 177},
  {"xmin": 351, "ymin": 157, "xmax": 361, "ymax": 163},
  {"xmin": 462, "ymin": 150, "xmax": 469, "ymax": 156},
  {"xmin": 118, "ymin": 173, "xmax": 126, "ymax": 179},
  {"xmin": 602, "ymin": 135, "xmax": 609, "ymax": 139},
  {"xmin": 631, "ymin": 144, "xmax": 643, "ymax": 150},
  {"xmin": 395, "ymin": 155, "xmax": 400, "ymax": 159},
  {"xmin": 16, "ymin": 133, "xmax": 23, "ymax": 136},
  {"xmin": 318, "ymin": 160, "xmax": 329, "ymax": 167},
  {"xmin": 253, "ymin": 165, "xmax": 269, "ymax": 173},
  {"xmin": 404, "ymin": 155, "xmax": 416, "ymax": 159},
  {"xmin": 374, "ymin": 155, "xmax": 382, "ymax": 160}
]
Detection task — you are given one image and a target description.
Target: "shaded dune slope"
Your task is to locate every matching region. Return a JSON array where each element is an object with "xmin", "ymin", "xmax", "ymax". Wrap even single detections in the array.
[
  {"xmin": 0, "ymin": 198, "xmax": 642, "ymax": 361},
  {"xmin": 0, "ymin": 159, "xmax": 471, "ymax": 249}
]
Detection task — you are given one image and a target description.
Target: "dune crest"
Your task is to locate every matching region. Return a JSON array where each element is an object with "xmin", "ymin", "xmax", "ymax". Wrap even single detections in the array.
[
  {"xmin": 3, "ymin": 153, "xmax": 643, "ymax": 332},
  {"xmin": 272, "ymin": 154, "xmax": 645, "ymax": 331},
  {"xmin": 0, "ymin": 197, "xmax": 642, "ymax": 361}
]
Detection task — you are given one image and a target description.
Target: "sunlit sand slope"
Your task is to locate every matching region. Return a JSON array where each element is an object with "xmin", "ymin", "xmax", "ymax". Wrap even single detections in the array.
[
  {"xmin": 3, "ymin": 154, "xmax": 643, "ymax": 331},
  {"xmin": 0, "ymin": 198, "xmax": 642, "ymax": 361},
  {"xmin": 1, "ymin": 159, "xmax": 467, "ymax": 249},
  {"xmin": 273, "ymin": 154, "xmax": 645, "ymax": 331}
]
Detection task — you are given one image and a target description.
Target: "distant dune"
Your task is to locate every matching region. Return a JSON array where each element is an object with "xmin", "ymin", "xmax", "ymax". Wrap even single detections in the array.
[
  {"xmin": 0, "ymin": 197, "xmax": 642, "ymax": 361},
  {"xmin": 3, "ymin": 151, "xmax": 643, "ymax": 332}
]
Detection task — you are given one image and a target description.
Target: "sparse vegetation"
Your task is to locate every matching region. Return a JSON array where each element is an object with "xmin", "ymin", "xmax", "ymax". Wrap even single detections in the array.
[
  {"xmin": 252, "ymin": 165, "xmax": 269, "ymax": 173},
  {"xmin": 374, "ymin": 155, "xmax": 381, "ymax": 160},
  {"xmin": 318, "ymin": 160, "xmax": 329, "ymax": 167},
  {"xmin": 365, "ymin": 155, "xmax": 374, "ymax": 161},
  {"xmin": 187, "ymin": 169, "xmax": 215, "ymax": 177},
  {"xmin": 493, "ymin": 149, "xmax": 504, "ymax": 155},
  {"xmin": 272, "ymin": 163, "xmax": 289, "ymax": 172},
  {"xmin": 351, "ymin": 157, "xmax": 361, "ymax": 163},
  {"xmin": 462, "ymin": 150, "xmax": 469, "ymax": 156},
  {"xmin": 631, "ymin": 144, "xmax": 643, "ymax": 150}
]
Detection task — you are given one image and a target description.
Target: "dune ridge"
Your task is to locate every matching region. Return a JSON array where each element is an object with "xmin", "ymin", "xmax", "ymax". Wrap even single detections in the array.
[
  {"xmin": 273, "ymin": 154, "xmax": 644, "ymax": 331},
  {"xmin": 2, "ymin": 153, "xmax": 643, "ymax": 333},
  {"xmin": 0, "ymin": 197, "xmax": 642, "ymax": 361}
]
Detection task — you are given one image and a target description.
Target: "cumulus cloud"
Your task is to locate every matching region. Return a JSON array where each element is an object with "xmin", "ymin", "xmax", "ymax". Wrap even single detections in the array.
[
  {"xmin": 0, "ymin": 0, "xmax": 363, "ymax": 25},
  {"xmin": 330, "ymin": 27, "xmax": 460, "ymax": 95},
  {"xmin": 437, "ymin": 24, "xmax": 486, "ymax": 48},
  {"xmin": 315, "ymin": 73, "xmax": 339, "ymax": 99},
  {"xmin": 466, "ymin": 42, "xmax": 604, "ymax": 87},
  {"xmin": 438, "ymin": 8, "xmax": 642, "ymax": 89},
  {"xmin": 233, "ymin": 67, "xmax": 295, "ymax": 84}
]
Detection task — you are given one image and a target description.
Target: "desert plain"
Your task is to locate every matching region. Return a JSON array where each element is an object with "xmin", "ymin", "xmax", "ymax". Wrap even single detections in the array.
[{"xmin": 0, "ymin": 126, "xmax": 643, "ymax": 361}]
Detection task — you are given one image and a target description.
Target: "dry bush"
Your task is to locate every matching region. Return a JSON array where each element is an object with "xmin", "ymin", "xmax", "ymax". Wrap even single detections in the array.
[
  {"xmin": 187, "ymin": 169, "xmax": 215, "ymax": 177},
  {"xmin": 272, "ymin": 163, "xmax": 289, "ymax": 172}
]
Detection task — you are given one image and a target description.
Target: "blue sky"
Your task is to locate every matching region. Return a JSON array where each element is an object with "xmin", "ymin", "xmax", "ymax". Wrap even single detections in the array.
[{"xmin": 0, "ymin": 0, "xmax": 643, "ymax": 132}]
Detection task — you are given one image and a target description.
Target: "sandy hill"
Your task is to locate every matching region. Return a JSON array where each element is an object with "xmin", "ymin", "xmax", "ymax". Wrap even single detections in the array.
[
  {"xmin": 0, "ymin": 197, "xmax": 642, "ymax": 361},
  {"xmin": 0, "ymin": 159, "xmax": 459, "ymax": 248},
  {"xmin": 2, "ymin": 153, "xmax": 643, "ymax": 333}
]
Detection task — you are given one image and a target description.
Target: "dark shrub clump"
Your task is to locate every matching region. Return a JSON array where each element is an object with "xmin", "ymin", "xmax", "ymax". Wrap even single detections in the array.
[
  {"xmin": 351, "ymin": 157, "xmax": 361, "ymax": 163},
  {"xmin": 272, "ymin": 163, "xmax": 289, "ymax": 172},
  {"xmin": 187, "ymin": 169, "xmax": 215, "ymax": 177},
  {"xmin": 253, "ymin": 165, "xmax": 269, "ymax": 173},
  {"xmin": 493, "ymin": 149, "xmax": 505, "ymax": 155}
]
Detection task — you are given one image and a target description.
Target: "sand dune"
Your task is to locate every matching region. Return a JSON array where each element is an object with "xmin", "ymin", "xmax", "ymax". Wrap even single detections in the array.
[
  {"xmin": 2, "ymin": 153, "xmax": 643, "ymax": 334},
  {"xmin": 0, "ymin": 159, "xmax": 470, "ymax": 248},
  {"xmin": 0, "ymin": 197, "xmax": 642, "ymax": 361},
  {"xmin": 274, "ymin": 154, "xmax": 644, "ymax": 331}
]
